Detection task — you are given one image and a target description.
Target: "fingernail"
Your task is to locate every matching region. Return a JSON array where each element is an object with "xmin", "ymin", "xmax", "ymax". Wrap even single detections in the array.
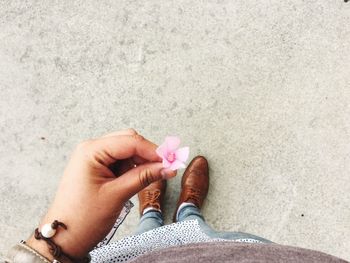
[{"xmin": 161, "ymin": 168, "xmax": 176, "ymax": 179}]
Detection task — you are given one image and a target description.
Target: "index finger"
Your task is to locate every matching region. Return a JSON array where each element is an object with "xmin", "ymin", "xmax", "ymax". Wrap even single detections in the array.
[{"xmin": 92, "ymin": 134, "xmax": 162, "ymax": 165}]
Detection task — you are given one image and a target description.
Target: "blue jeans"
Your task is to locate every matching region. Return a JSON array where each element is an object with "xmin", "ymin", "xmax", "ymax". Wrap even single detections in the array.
[{"xmin": 134, "ymin": 205, "xmax": 272, "ymax": 243}]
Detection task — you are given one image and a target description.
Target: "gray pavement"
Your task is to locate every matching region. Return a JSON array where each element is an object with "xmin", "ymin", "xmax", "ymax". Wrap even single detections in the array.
[{"xmin": 1, "ymin": 0, "xmax": 350, "ymax": 260}]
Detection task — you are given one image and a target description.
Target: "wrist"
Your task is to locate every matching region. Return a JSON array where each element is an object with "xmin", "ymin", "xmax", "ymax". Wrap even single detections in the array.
[
  {"xmin": 27, "ymin": 216, "xmax": 91, "ymax": 263},
  {"xmin": 37, "ymin": 210, "xmax": 92, "ymax": 258}
]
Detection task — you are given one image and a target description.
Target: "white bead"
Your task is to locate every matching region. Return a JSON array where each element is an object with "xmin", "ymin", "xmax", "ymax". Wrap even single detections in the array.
[{"xmin": 41, "ymin": 223, "xmax": 56, "ymax": 238}]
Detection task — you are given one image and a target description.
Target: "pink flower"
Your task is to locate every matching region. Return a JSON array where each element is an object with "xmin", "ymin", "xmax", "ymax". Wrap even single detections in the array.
[{"xmin": 156, "ymin": 136, "xmax": 189, "ymax": 171}]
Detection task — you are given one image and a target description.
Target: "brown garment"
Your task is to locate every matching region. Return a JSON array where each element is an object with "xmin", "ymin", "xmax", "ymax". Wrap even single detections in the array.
[{"xmin": 129, "ymin": 242, "xmax": 348, "ymax": 263}]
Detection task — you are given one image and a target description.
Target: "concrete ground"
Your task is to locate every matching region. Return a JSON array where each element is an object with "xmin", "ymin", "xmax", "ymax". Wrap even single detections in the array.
[{"xmin": 1, "ymin": 0, "xmax": 350, "ymax": 261}]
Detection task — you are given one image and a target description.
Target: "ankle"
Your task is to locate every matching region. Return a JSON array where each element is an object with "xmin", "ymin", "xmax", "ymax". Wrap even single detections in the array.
[
  {"xmin": 142, "ymin": 206, "xmax": 162, "ymax": 215},
  {"xmin": 175, "ymin": 202, "xmax": 198, "ymax": 221}
]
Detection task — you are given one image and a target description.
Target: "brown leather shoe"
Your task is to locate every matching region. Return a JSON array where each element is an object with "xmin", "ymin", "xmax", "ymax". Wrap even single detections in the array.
[
  {"xmin": 138, "ymin": 180, "xmax": 167, "ymax": 216},
  {"xmin": 173, "ymin": 156, "xmax": 209, "ymax": 221}
]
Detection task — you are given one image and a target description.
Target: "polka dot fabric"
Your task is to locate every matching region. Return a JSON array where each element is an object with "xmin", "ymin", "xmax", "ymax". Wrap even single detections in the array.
[{"xmin": 90, "ymin": 220, "xmax": 262, "ymax": 262}]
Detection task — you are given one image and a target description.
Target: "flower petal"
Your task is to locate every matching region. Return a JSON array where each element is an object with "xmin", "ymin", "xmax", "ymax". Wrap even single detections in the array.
[
  {"xmin": 169, "ymin": 160, "xmax": 186, "ymax": 170},
  {"xmin": 156, "ymin": 144, "xmax": 168, "ymax": 158},
  {"xmin": 165, "ymin": 136, "xmax": 181, "ymax": 151},
  {"xmin": 162, "ymin": 158, "xmax": 171, "ymax": 168},
  {"xmin": 175, "ymin": 147, "xmax": 189, "ymax": 162}
]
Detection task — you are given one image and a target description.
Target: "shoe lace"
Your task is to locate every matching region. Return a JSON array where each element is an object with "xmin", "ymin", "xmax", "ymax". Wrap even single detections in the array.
[
  {"xmin": 184, "ymin": 188, "xmax": 202, "ymax": 207},
  {"xmin": 143, "ymin": 190, "xmax": 161, "ymax": 210}
]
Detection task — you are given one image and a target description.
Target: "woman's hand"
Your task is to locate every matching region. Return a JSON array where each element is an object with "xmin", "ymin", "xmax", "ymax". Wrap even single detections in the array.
[{"xmin": 26, "ymin": 129, "xmax": 176, "ymax": 261}]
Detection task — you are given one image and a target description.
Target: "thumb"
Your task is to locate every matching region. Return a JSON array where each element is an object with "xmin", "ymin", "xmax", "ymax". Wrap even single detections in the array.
[{"xmin": 110, "ymin": 162, "xmax": 176, "ymax": 201}]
